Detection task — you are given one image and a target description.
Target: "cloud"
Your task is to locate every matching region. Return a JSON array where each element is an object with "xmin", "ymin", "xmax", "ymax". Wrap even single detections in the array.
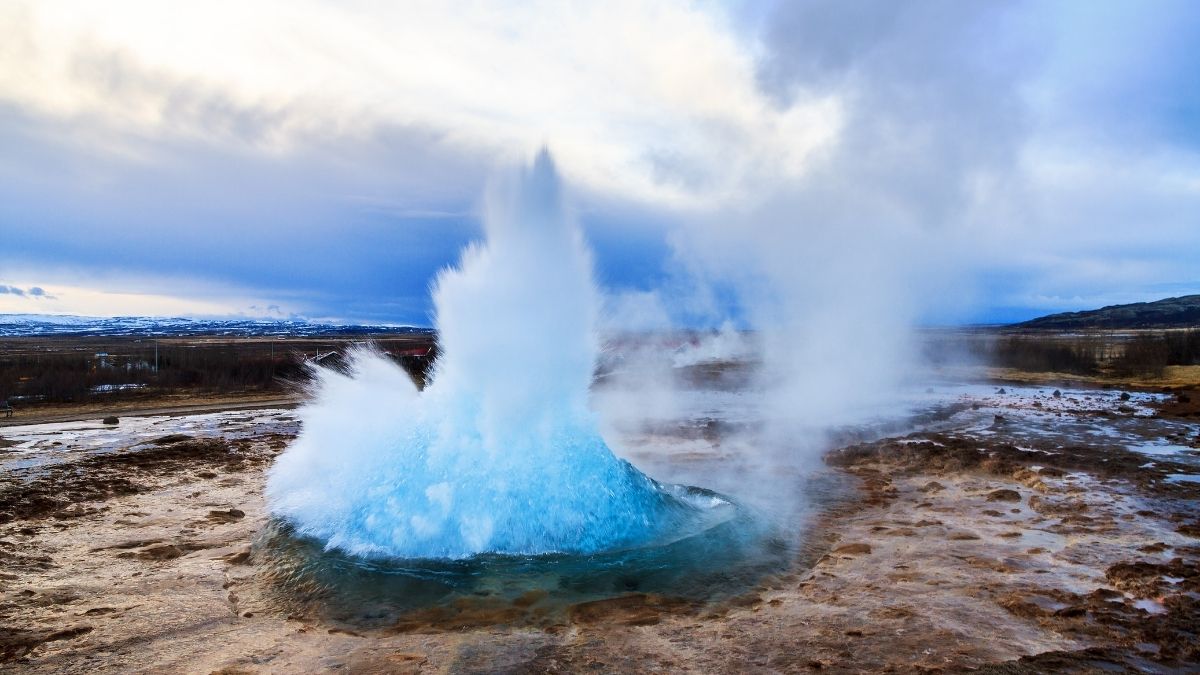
[
  {"xmin": 0, "ymin": 0, "xmax": 1196, "ymax": 324},
  {"xmin": 741, "ymin": 0, "xmax": 1198, "ymax": 323},
  {"xmin": 0, "ymin": 284, "xmax": 55, "ymax": 299},
  {"xmin": 0, "ymin": 0, "xmax": 840, "ymax": 209},
  {"xmin": 0, "ymin": 278, "xmax": 295, "ymax": 318},
  {"xmin": 605, "ymin": 0, "xmax": 1200, "ymax": 435}
]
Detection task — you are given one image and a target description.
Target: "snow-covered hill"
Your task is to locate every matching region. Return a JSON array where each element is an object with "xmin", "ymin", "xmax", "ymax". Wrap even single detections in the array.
[{"xmin": 0, "ymin": 314, "xmax": 426, "ymax": 337}]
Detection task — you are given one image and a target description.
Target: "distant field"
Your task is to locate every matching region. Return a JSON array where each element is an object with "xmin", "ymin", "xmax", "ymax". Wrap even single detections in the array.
[
  {"xmin": 0, "ymin": 333, "xmax": 437, "ymax": 423},
  {"xmin": 2, "ymin": 326, "xmax": 1197, "ymax": 425},
  {"xmin": 924, "ymin": 327, "xmax": 1200, "ymax": 387}
]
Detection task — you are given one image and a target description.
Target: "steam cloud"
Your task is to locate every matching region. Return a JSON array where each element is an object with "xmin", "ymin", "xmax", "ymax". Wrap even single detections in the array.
[{"xmin": 266, "ymin": 150, "xmax": 724, "ymax": 559}]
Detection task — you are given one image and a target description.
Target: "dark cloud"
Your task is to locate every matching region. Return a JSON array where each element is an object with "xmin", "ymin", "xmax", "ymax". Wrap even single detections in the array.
[{"xmin": 0, "ymin": 284, "xmax": 54, "ymax": 299}]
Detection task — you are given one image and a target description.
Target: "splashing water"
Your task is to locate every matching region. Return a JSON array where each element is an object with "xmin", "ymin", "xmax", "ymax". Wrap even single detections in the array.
[{"xmin": 266, "ymin": 150, "xmax": 724, "ymax": 560}]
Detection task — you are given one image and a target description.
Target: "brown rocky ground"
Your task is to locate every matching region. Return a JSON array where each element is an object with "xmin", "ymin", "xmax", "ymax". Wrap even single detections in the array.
[{"xmin": 1, "ymin": 398, "xmax": 1198, "ymax": 673}]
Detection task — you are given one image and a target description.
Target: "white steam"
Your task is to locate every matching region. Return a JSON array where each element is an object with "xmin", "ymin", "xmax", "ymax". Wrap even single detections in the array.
[{"xmin": 266, "ymin": 150, "xmax": 712, "ymax": 560}]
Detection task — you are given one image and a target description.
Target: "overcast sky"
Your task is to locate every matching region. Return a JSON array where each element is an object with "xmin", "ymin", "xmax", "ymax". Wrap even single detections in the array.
[{"xmin": 1, "ymin": 0, "xmax": 1197, "ymax": 325}]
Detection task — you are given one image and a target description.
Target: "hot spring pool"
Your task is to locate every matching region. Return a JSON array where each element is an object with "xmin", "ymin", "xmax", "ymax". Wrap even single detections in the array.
[{"xmin": 252, "ymin": 485, "xmax": 793, "ymax": 628}]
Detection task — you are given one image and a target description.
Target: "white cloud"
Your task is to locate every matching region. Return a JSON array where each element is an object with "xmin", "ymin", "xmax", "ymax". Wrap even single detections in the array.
[
  {"xmin": 0, "ymin": 0, "xmax": 1196, "ymax": 326},
  {"xmin": 0, "ymin": 0, "xmax": 841, "ymax": 208},
  {"xmin": 0, "ymin": 277, "xmax": 294, "ymax": 318}
]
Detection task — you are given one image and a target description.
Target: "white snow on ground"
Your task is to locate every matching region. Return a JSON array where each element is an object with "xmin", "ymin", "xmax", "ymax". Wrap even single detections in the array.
[
  {"xmin": 1129, "ymin": 443, "xmax": 1196, "ymax": 458},
  {"xmin": 0, "ymin": 409, "xmax": 298, "ymax": 471}
]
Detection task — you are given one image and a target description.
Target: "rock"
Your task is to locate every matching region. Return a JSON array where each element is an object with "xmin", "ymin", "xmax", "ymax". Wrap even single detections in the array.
[
  {"xmin": 119, "ymin": 543, "xmax": 184, "ymax": 561},
  {"xmin": 993, "ymin": 415, "xmax": 1006, "ymax": 424},
  {"xmin": 833, "ymin": 543, "xmax": 872, "ymax": 555},
  {"xmin": 102, "ymin": 416, "xmax": 119, "ymax": 425},
  {"xmin": 0, "ymin": 625, "xmax": 92, "ymax": 662},
  {"xmin": 1053, "ymin": 390, "xmax": 1062, "ymax": 398},
  {"xmin": 389, "ymin": 652, "xmax": 428, "ymax": 662},
  {"xmin": 1105, "ymin": 561, "xmax": 1171, "ymax": 595},
  {"xmin": 221, "ymin": 547, "xmax": 252, "ymax": 565},
  {"xmin": 1029, "ymin": 495, "xmax": 1088, "ymax": 515},
  {"xmin": 949, "ymin": 532, "xmax": 981, "ymax": 541},
  {"xmin": 920, "ymin": 481, "xmax": 946, "ymax": 493},
  {"xmin": 151, "ymin": 434, "xmax": 192, "ymax": 445},
  {"xmin": 206, "ymin": 508, "xmax": 246, "ymax": 523},
  {"xmin": 1177, "ymin": 522, "xmax": 1200, "ymax": 538},
  {"xmin": 997, "ymin": 388, "xmax": 1007, "ymax": 395},
  {"xmin": 1120, "ymin": 392, "xmax": 1131, "ymax": 401},
  {"xmin": 986, "ymin": 489, "xmax": 1022, "ymax": 502},
  {"xmin": 53, "ymin": 503, "xmax": 95, "ymax": 519}
]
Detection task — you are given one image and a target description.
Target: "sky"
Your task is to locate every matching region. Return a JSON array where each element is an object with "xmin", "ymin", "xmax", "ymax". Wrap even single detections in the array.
[{"xmin": 1, "ymin": 0, "xmax": 1198, "ymax": 325}]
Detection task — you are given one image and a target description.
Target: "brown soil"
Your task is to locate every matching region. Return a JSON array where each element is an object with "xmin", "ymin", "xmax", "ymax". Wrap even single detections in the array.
[
  {"xmin": 0, "ymin": 436, "xmax": 282, "ymax": 524},
  {"xmin": 0, "ymin": 393, "xmax": 299, "ymax": 428},
  {"xmin": 1154, "ymin": 386, "xmax": 1200, "ymax": 419},
  {"xmin": 985, "ymin": 365, "xmax": 1200, "ymax": 390},
  {"xmin": 1, "ymin": 408, "xmax": 1197, "ymax": 672}
]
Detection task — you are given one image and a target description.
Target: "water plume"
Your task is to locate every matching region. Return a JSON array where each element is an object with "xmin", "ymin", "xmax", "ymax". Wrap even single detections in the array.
[{"xmin": 266, "ymin": 150, "xmax": 722, "ymax": 560}]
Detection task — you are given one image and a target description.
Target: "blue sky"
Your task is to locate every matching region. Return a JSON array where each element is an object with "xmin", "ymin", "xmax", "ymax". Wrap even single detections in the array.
[{"xmin": 1, "ymin": 0, "xmax": 1198, "ymax": 326}]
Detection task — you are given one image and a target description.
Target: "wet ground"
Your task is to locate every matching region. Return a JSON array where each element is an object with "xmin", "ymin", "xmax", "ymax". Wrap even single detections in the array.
[{"xmin": 0, "ymin": 379, "xmax": 1197, "ymax": 672}]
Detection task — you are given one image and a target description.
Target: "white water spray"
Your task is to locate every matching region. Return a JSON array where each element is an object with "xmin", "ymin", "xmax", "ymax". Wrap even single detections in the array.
[{"xmin": 267, "ymin": 150, "xmax": 714, "ymax": 560}]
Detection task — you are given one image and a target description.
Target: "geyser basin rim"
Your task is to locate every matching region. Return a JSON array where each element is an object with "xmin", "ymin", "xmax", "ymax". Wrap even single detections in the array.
[{"xmin": 255, "ymin": 486, "xmax": 792, "ymax": 626}]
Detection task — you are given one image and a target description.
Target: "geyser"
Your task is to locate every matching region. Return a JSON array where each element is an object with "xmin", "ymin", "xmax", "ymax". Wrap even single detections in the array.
[{"xmin": 266, "ymin": 150, "xmax": 722, "ymax": 560}]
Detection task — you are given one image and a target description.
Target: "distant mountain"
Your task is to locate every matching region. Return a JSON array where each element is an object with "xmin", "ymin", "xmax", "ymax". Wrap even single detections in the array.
[
  {"xmin": 1017, "ymin": 295, "xmax": 1200, "ymax": 329},
  {"xmin": 0, "ymin": 314, "xmax": 431, "ymax": 338}
]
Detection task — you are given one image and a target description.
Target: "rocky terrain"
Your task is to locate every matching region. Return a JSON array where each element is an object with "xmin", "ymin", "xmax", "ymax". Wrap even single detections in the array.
[{"xmin": 0, "ymin": 385, "xmax": 1197, "ymax": 673}]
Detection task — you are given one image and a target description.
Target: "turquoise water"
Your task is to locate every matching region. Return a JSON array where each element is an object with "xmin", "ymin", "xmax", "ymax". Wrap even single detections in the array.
[{"xmin": 254, "ymin": 485, "xmax": 790, "ymax": 627}]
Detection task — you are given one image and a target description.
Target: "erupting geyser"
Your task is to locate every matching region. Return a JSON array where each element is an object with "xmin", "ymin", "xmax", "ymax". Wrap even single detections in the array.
[{"xmin": 266, "ymin": 150, "xmax": 721, "ymax": 560}]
